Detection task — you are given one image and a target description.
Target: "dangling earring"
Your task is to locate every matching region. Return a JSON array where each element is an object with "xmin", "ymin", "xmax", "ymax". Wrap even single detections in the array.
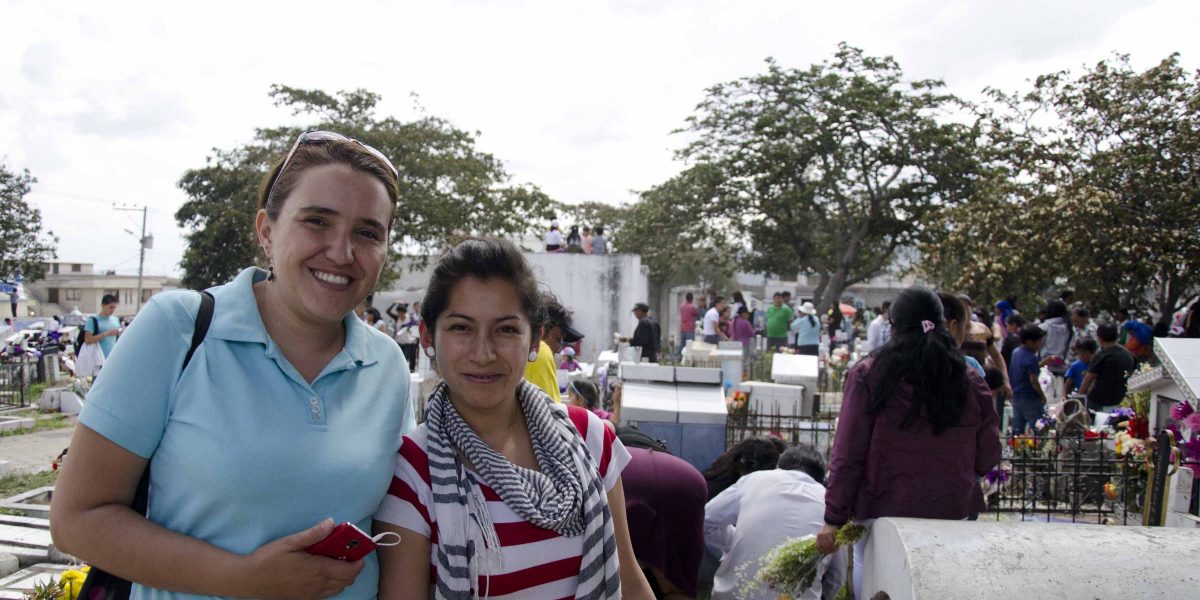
[
  {"xmin": 267, "ymin": 261, "xmax": 275, "ymax": 282},
  {"xmin": 424, "ymin": 346, "xmax": 436, "ymax": 358},
  {"xmin": 528, "ymin": 350, "xmax": 539, "ymax": 362}
]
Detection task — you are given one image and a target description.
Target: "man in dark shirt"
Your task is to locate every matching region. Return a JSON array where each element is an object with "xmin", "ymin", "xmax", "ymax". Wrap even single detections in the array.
[
  {"xmin": 1079, "ymin": 323, "xmax": 1137, "ymax": 411},
  {"xmin": 628, "ymin": 302, "xmax": 662, "ymax": 363}
]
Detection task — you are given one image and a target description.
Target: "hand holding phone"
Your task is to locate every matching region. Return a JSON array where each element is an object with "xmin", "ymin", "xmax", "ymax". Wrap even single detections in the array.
[{"xmin": 304, "ymin": 522, "xmax": 400, "ymax": 562}]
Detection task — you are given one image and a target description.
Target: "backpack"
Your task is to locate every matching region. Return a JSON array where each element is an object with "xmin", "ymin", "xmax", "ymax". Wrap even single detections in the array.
[
  {"xmin": 74, "ymin": 316, "xmax": 99, "ymax": 355},
  {"xmin": 616, "ymin": 423, "xmax": 672, "ymax": 454}
]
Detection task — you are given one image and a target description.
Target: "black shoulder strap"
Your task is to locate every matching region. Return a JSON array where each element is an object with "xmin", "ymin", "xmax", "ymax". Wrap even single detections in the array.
[
  {"xmin": 131, "ymin": 290, "xmax": 214, "ymax": 516},
  {"xmin": 181, "ymin": 291, "xmax": 214, "ymax": 370},
  {"xmin": 91, "ymin": 316, "xmax": 99, "ymax": 334}
]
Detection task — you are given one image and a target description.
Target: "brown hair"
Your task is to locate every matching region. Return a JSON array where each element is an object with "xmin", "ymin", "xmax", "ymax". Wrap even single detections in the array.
[
  {"xmin": 258, "ymin": 139, "xmax": 399, "ymax": 224},
  {"xmin": 420, "ymin": 237, "xmax": 544, "ymax": 341}
]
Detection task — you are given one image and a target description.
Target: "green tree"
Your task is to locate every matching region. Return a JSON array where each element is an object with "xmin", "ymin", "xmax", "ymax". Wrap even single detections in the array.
[
  {"xmin": 616, "ymin": 165, "xmax": 739, "ymax": 315},
  {"xmin": 919, "ymin": 53, "xmax": 1200, "ymax": 316},
  {"xmin": 677, "ymin": 44, "xmax": 978, "ymax": 314},
  {"xmin": 176, "ymin": 86, "xmax": 556, "ymax": 290},
  {"xmin": 0, "ymin": 163, "xmax": 57, "ymax": 283}
]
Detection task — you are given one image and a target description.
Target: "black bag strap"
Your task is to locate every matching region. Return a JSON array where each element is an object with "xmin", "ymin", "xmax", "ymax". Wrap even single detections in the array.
[
  {"xmin": 78, "ymin": 291, "xmax": 215, "ymax": 600},
  {"xmin": 131, "ymin": 290, "xmax": 214, "ymax": 515},
  {"xmin": 91, "ymin": 316, "xmax": 99, "ymax": 335}
]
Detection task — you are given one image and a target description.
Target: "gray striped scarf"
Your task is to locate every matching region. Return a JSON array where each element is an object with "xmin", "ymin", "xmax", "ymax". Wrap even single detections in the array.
[{"xmin": 425, "ymin": 379, "xmax": 621, "ymax": 599}]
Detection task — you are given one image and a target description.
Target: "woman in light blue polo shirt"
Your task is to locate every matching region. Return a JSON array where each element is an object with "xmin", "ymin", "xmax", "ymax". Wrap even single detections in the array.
[{"xmin": 51, "ymin": 132, "xmax": 416, "ymax": 600}]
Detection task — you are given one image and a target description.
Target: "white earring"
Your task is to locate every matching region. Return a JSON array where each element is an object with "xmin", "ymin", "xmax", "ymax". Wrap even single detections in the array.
[
  {"xmin": 527, "ymin": 350, "xmax": 539, "ymax": 362},
  {"xmin": 424, "ymin": 347, "xmax": 435, "ymax": 358}
]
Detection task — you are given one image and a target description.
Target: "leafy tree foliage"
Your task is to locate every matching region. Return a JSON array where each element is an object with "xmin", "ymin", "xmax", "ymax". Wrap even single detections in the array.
[
  {"xmin": 0, "ymin": 163, "xmax": 57, "ymax": 283},
  {"xmin": 176, "ymin": 86, "xmax": 556, "ymax": 289},
  {"xmin": 616, "ymin": 165, "xmax": 739, "ymax": 313},
  {"xmin": 918, "ymin": 53, "xmax": 1200, "ymax": 317},
  {"xmin": 677, "ymin": 44, "xmax": 978, "ymax": 314}
]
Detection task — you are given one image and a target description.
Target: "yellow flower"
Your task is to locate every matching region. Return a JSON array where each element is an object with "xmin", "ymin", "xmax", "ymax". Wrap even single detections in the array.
[{"xmin": 58, "ymin": 569, "xmax": 89, "ymax": 600}]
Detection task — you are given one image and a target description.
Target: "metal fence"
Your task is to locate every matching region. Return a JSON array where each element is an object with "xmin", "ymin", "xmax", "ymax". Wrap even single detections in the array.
[
  {"xmin": 725, "ymin": 399, "xmax": 839, "ymax": 458},
  {"xmin": 0, "ymin": 358, "xmax": 28, "ymax": 408},
  {"xmin": 986, "ymin": 431, "xmax": 1139, "ymax": 525}
]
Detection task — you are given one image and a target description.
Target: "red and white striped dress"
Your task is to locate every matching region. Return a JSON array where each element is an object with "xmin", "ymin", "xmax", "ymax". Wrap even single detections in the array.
[{"xmin": 375, "ymin": 404, "xmax": 630, "ymax": 599}]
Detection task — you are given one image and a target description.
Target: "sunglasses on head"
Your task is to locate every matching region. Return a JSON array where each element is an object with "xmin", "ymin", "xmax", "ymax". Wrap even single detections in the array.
[{"xmin": 267, "ymin": 130, "xmax": 399, "ymax": 201}]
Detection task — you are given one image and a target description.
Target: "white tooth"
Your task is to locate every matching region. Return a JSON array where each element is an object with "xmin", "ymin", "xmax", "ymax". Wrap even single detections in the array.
[{"xmin": 315, "ymin": 271, "xmax": 349, "ymax": 285}]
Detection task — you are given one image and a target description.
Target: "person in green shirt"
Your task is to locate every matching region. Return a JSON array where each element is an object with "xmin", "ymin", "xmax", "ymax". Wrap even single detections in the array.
[{"xmin": 765, "ymin": 292, "xmax": 793, "ymax": 350}]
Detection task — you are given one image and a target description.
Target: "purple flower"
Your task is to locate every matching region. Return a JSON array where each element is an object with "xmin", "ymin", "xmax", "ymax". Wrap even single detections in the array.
[
  {"xmin": 985, "ymin": 468, "xmax": 1010, "ymax": 484},
  {"xmin": 1171, "ymin": 401, "xmax": 1195, "ymax": 421},
  {"xmin": 1112, "ymin": 407, "xmax": 1136, "ymax": 419}
]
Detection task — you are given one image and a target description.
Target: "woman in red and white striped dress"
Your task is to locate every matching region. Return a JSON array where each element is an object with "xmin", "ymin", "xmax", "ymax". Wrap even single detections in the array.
[{"xmin": 373, "ymin": 237, "xmax": 653, "ymax": 600}]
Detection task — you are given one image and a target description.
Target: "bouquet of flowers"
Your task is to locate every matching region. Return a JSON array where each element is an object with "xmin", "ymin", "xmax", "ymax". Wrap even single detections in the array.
[
  {"xmin": 1165, "ymin": 401, "xmax": 1200, "ymax": 474},
  {"xmin": 751, "ymin": 523, "xmax": 865, "ymax": 599},
  {"xmin": 727, "ymin": 390, "xmax": 750, "ymax": 415},
  {"xmin": 827, "ymin": 347, "xmax": 851, "ymax": 389}
]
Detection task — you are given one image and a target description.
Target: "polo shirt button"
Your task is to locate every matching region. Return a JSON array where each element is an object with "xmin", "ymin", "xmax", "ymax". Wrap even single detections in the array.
[
  {"xmin": 313, "ymin": 413, "xmax": 322, "ymax": 422},
  {"xmin": 310, "ymin": 397, "xmax": 319, "ymax": 406},
  {"xmin": 311, "ymin": 405, "xmax": 321, "ymax": 413}
]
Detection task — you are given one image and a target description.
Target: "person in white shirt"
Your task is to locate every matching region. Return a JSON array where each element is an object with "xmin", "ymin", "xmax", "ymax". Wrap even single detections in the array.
[
  {"xmin": 545, "ymin": 219, "xmax": 564, "ymax": 252},
  {"xmin": 705, "ymin": 445, "xmax": 846, "ymax": 600},
  {"xmin": 702, "ymin": 296, "xmax": 726, "ymax": 344},
  {"xmin": 865, "ymin": 301, "xmax": 891, "ymax": 353}
]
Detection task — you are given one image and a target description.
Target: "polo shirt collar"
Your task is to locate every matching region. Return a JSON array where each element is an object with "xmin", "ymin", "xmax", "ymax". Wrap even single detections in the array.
[{"xmin": 206, "ymin": 266, "xmax": 378, "ymax": 367}]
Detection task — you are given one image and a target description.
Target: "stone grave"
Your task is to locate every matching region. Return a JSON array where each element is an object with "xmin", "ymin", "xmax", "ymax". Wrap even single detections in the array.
[{"xmin": 862, "ymin": 517, "xmax": 1200, "ymax": 599}]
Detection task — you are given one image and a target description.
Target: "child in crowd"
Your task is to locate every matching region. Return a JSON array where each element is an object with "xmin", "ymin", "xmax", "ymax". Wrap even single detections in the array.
[
  {"xmin": 1064, "ymin": 338, "xmax": 1098, "ymax": 398},
  {"xmin": 559, "ymin": 346, "xmax": 582, "ymax": 372},
  {"xmin": 1009, "ymin": 324, "xmax": 1052, "ymax": 434},
  {"xmin": 568, "ymin": 379, "xmax": 613, "ymax": 424}
]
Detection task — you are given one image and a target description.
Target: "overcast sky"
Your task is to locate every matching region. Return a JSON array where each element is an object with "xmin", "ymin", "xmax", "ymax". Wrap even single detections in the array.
[{"xmin": 2, "ymin": 0, "xmax": 1197, "ymax": 279}]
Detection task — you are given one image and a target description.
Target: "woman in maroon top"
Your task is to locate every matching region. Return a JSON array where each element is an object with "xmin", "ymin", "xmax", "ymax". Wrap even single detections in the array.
[{"xmin": 816, "ymin": 286, "xmax": 1000, "ymax": 597}]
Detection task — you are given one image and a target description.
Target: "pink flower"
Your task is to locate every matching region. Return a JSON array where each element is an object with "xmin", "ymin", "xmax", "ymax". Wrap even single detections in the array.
[
  {"xmin": 1171, "ymin": 401, "xmax": 1195, "ymax": 421},
  {"xmin": 1184, "ymin": 413, "xmax": 1200, "ymax": 436}
]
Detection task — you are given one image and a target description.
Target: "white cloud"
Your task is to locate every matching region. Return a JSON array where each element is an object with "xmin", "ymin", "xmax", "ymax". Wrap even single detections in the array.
[{"xmin": 0, "ymin": 0, "xmax": 1196, "ymax": 278}]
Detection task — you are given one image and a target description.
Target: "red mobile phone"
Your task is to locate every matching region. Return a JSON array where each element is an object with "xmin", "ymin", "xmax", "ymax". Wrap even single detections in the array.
[{"xmin": 304, "ymin": 522, "xmax": 376, "ymax": 562}]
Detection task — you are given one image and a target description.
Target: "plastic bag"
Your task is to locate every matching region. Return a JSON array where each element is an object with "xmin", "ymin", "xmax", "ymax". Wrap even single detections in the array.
[{"xmin": 75, "ymin": 342, "xmax": 105, "ymax": 377}]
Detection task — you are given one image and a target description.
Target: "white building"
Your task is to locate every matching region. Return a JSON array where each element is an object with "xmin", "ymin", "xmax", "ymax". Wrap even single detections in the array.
[{"xmin": 22, "ymin": 261, "xmax": 180, "ymax": 319}]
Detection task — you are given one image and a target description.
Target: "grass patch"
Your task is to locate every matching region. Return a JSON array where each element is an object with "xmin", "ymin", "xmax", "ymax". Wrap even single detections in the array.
[
  {"xmin": 0, "ymin": 408, "xmax": 73, "ymax": 437},
  {"xmin": 0, "ymin": 469, "xmax": 57, "ymax": 499}
]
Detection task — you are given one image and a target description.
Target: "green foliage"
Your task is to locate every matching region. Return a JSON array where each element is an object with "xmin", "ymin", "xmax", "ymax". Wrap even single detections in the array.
[
  {"xmin": 677, "ymin": 43, "xmax": 978, "ymax": 315},
  {"xmin": 918, "ymin": 53, "xmax": 1200, "ymax": 315},
  {"xmin": 0, "ymin": 469, "xmax": 57, "ymax": 499},
  {"xmin": 176, "ymin": 86, "xmax": 556, "ymax": 290},
  {"xmin": 0, "ymin": 409, "xmax": 72, "ymax": 437},
  {"xmin": 0, "ymin": 163, "xmax": 57, "ymax": 283},
  {"xmin": 750, "ymin": 523, "xmax": 864, "ymax": 599},
  {"xmin": 620, "ymin": 165, "xmax": 739, "ymax": 293}
]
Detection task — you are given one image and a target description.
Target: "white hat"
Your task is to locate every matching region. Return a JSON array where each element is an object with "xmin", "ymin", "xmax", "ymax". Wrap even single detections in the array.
[
  {"xmin": 561, "ymin": 346, "xmax": 575, "ymax": 357},
  {"xmin": 799, "ymin": 301, "xmax": 817, "ymax": 315}
]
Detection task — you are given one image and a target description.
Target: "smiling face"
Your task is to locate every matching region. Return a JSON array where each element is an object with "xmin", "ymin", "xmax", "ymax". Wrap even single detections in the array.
[
  {"xmin": 256, "ymin": 163, "xmax": 392, "ymax": 326},
  {"xmin": 421, "ymin": 276, "xmax": 538, "ymax": 415}
]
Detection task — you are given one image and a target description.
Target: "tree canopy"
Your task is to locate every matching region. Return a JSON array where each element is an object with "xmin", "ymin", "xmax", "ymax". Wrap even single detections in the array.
[
  {"xmin": 676, "ymin": 43, "xmax": 979, "ymax": 314},
  {"xmin": 176, "ymin": 86, "xmax": 556, "ymax": 290},
  {"xmin": 0, "ymin": 163, "xmax": 57, "ymax": 283},
  {"xmin": 917, "ymin": 53, "xmax": 1200, "ymax": 317}
]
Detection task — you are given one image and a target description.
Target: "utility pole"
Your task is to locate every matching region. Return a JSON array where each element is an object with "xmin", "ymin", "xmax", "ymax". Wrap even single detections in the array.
[{"xmin": 115, "ymin": 204, "xmax": 151, "ymax": 313}]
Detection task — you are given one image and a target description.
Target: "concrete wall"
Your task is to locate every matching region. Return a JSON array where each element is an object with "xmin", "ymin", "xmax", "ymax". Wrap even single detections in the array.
[
  {"xmin": 862, "ymin": 517, "xmax": 1200, "ymax": 599},
  {"xmin": 376, "ymin": 253, "xmax": 648, "ymax": 362},
  {"xmin": 526, "ymin": 253, "xmax": 648, "ymax": 362}
]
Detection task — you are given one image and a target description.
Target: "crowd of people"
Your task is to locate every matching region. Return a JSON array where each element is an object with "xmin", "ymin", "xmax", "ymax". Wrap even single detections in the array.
[
  {"xmin": 43, "ymin": 127, "xmax": 1200, "ymax": 600},
  {"xmin": 544, "ymin": 220, "xmax": 608, "ymax": 255}
]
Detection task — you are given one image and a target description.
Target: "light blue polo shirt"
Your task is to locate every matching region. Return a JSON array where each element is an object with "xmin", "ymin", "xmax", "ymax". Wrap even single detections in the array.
[{"xmin": 80, "ymin": 267, "xmax": 414, "ymax": 600}]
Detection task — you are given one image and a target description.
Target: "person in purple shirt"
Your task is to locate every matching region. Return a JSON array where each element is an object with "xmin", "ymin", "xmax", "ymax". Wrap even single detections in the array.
[
  {"xmin": 815, "ymin": 286, "xmax": 1000, "ymax": 599},
  {"xmin": 730, "ymin": 306, "xmax": 756, "ymax": 354}
]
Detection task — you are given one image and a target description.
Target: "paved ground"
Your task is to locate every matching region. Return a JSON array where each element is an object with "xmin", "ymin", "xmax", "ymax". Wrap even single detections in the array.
[{"xmin": 0, "ymin": 420, "xmax": 76, "ymax": 475}]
